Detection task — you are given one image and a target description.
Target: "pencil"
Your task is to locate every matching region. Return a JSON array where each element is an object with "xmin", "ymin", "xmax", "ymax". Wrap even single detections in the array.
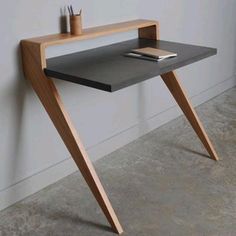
[
  {"xmin": 67, "ymin": 6, "xmax": 71, "ymax": 15},
  {"xmin": 70, "ymin": 5, "xmax": 74, "ymax": 16}
]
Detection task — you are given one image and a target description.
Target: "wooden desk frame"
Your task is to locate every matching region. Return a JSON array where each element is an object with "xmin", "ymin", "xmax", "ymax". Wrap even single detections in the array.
[{"xmin": 21, "ymin": 19, "xmax": 219, "ymax": 234}]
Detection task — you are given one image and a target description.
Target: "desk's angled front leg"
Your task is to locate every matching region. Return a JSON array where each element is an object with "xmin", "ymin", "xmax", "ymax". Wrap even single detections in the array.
[
  {"xmin": 21, "ymin": 41, "xmax": 123, "ymax": 234},
  {"xmin": 161, "ymin": 71, "xmax": 219, "ymax": 161}
]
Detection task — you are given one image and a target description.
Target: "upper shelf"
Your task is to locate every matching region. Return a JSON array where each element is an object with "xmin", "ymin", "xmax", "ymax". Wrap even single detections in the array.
[{"xmin": 23, "ymin": 19, "xmax": 158, "ymax": 48}]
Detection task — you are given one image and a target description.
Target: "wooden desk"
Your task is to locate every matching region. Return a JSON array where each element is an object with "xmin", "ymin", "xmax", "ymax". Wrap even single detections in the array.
[{"xmin": 21, "ymin": 19, "xmax": 219, "ymax": 234}]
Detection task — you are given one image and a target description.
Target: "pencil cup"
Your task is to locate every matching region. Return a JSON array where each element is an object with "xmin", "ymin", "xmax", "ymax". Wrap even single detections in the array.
[{"xmin": 70, "ymin": 15, "xmax": 82, "ymax": 35}]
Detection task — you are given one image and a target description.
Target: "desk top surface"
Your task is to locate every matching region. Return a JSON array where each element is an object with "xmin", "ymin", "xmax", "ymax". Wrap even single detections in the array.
[{"xmin": 45, "ymin": 39, "xmax": 216, "ymax": 92}]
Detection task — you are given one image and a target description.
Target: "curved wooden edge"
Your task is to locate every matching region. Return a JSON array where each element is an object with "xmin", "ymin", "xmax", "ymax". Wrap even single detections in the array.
[{"xmin": 21, "ymin": 19, "xmax": 159, "ymax": 48}]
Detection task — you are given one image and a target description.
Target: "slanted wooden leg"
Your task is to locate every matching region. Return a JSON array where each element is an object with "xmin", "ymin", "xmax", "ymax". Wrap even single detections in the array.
[
  {"xmin": 21, "ymin": 42, "xmax": 123, "ymax": 234},
  {"xmin": 41, "ymin": 80, "xmax": 123, "ymax": 234},
  {"xmin": 161, "ymin": 71, "xmax": 219, "ymax": 161}
]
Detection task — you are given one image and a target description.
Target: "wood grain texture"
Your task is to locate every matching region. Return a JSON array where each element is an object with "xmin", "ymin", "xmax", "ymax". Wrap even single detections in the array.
[
  {"xmin": 23, "ymin": 19, "xmax": 158, "ymax": 48},
  {"xmin": 21, "ymin": 41, "xmax": 123, "ymax": 234},
  {"xmin": 138, "ymin": 23, "xmax": 159, "ymax": 40},
  {"xmin": 161, "ymin": 71, "xmax": 219, "ymax": 161}
]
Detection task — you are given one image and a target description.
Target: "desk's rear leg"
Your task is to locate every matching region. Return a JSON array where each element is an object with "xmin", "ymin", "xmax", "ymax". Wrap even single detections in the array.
[{"xmin": 161, "ymin": 71, "xmax": 219, "ymax": 161}]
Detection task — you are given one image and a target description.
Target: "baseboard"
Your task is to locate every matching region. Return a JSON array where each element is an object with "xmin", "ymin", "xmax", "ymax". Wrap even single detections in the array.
[
  {"xmin": 0, "ymin": 75, "xmax": 235, "ymax": 211},
  {"xmin": 0, "ymin": 158, "xmax": 77, "ymax": 211}
]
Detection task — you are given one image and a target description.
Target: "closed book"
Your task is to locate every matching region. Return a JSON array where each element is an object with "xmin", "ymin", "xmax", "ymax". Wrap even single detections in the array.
[{"xmin": 132, "ymin": 47, "xmax": 177, "ymax": 59}]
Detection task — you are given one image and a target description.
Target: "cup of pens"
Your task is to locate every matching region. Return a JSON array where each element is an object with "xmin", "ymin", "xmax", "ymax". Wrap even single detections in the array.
[{"xmin": 68, "ymin": 5, "xmax": 82, "ymax": 36}]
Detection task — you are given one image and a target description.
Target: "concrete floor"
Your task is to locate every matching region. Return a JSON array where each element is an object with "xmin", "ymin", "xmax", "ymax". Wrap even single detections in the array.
[{"xmin": 0, "ymin": 87, "xmax": 236, "ymax": 236}]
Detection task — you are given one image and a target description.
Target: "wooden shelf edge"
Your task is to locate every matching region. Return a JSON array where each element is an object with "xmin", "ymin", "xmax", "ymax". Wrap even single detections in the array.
[{"xmin": 21, "ymin": 19, "xmax": 159, "ymax": 48}]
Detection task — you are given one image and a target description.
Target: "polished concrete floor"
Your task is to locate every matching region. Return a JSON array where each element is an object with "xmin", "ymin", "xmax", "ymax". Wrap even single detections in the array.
[{"xmin": 0, "ymin": 87, "xmax": 235, "ymax": 236}]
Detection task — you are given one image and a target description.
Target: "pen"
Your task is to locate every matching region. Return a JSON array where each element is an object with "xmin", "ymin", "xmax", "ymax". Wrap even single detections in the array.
[
  {"xmin": 67, "ymin": 6, "xmax": 71, "ymax": 15},
  {"xmin": 70, "ymin": 5, "xmax": 74, "ymax": 16}
]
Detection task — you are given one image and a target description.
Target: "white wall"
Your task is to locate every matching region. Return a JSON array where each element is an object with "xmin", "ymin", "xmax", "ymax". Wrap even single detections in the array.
[
  {"xmin": 0, "ymin": 0, "xmax": 235, "ymax": 210},
  {"xmin": 138, "ymin": 0, "xmax": 236, "ymax": 96}
]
